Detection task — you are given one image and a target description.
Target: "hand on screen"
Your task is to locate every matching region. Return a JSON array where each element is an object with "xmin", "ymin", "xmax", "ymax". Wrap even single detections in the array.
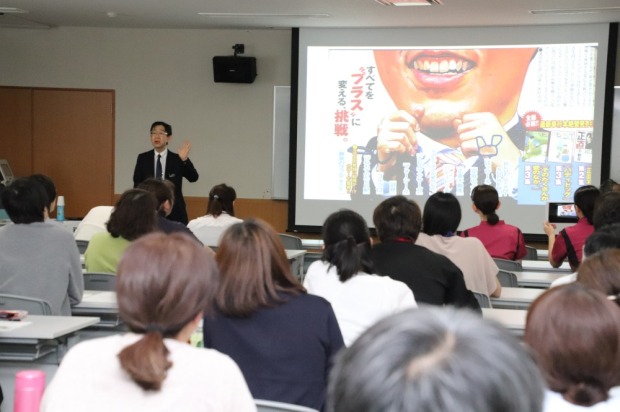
[
  {"xmin": 454, "ymin": 112, "xmax": 520, "ymax": 170},
  {"xmin": 376, "ymin": 107, "xmax": 422, "ymax": 173}
]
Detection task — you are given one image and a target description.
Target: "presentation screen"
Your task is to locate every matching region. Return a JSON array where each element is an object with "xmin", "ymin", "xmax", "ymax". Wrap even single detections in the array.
[{"xmin": 291, "ymin": 25, "xmax": 611, "ymax": 237}]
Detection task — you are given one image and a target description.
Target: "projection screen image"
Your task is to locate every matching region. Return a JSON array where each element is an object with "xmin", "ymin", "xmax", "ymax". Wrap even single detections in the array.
[{"xmin": 305, "ymin": 44, "xmax": 595, "ymax": 203}]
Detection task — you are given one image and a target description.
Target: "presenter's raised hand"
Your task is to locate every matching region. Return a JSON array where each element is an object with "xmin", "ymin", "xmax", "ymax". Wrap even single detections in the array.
[
  {"xmin": 376, "ymin": 107, "xmax": 423, "ymax": 173},
  {"xmin": 178, "ymin": 140, "xmax": 192, "ymax": 161}
]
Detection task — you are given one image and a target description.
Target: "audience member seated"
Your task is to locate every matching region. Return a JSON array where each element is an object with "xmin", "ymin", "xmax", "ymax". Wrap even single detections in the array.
[
  {"xmin": 600, "ymin": 178, "xmax": 620, "ymax": 194},
  {"xmin": 42, "ymin": 232, "xmax": 256, "ymax": 411},
  {"xmin": 461, "ymin": 184, "xmax": 526, "ymax": 261},
  {"xmin": 30, "ymin": 174, "xmax": 58, "ymax": 218},
  {"xmin": 593, "ymin": 191, "xmax": 620, "ymax": 230},
  {"xmin": 543, "ymin": 185, "xmax": 600, "ymax": 271},
  {"xmin": 0, "ymin": 177, "xmax": 83, "ymax": 315},
  {"xmin": 416, "ymin": 192, "xmax": 501, "ymax": 298},
  {"xmin": 84, "ymin": 189, "xmax": 157, "ymax": 273},
  {"xmin": 304, "ymin": 209, "xmax": 416, "ymax": 346},
  {"xmin": 203, "ymin": 219, "xmax": 343, "ymax": 411},
  {"xmin": 371, "ymin": 195, "xmax": 480, "ymax": 311},
  {"xmin": 551, "ymin": 223, "xmax": 620, "ymax": 287},
  {"xmin": 525, "ymin": 283, "xmax": 620, "ymax": 411},
  {"xmin": 137, "ymin": 178, "xmax": 201, "ymax": 243},
  {"xmin": 187, "ymin": 183, "xmax": 242, "ymax": 246},
  {"xmin": 577, "ymin": 249, "xmax": 620, "ymax": 304},
  {"xmin": 328, "ymin": 306, "xmax": 544, "ymax": 412},
  {"xmin": 73, "ymin": 205, "xmax": 114, "ymax": 241}
]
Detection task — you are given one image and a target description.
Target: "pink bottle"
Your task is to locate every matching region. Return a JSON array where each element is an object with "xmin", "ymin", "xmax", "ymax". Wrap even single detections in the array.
[{"xmin": 14, "ymin": 370, "xmax": 46, "ymax": 412}]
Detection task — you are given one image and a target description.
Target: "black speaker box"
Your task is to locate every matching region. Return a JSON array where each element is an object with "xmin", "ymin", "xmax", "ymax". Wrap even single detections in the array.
[{"xmin": 212, "ymin": 56, "xmax": 257, "ymax": 83}]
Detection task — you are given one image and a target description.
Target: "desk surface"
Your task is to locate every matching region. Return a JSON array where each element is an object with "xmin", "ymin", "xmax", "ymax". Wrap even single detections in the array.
[
  {"xmin": 491, "ymin": 287, "xmax": 544, "ymax": 308},
  {"xmin": 0, "ymin": 315, "xmax": 99, "ymax": 340},
  {"xmin": 286, "ymin": 249, "xmax": 306, "ymax": 259},
  {"xmin": 482, "ymin": 308, "xmax": 526, "ymax": 334},
  {"xmin": 516, "ymin": 271, "xmax": 565, "ymax": 288},
  {"xmin": 521, "ymin": 260, "xmax": 572, "ymax": 272},
  {"xmin": 73, "ymin": 290, "xmax": 117, "ymax": 311}
]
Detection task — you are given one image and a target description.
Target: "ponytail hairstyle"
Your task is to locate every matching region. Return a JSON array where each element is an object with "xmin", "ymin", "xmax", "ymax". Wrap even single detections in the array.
[
  {"xmin": 206, "ymin": 183, "xmax": 237, "ymax": 217},
  {"xmin": 525, "ymin": 283, "xmax": 620, "ymax": 407},
  {"xmin": 471, "ymin": 185, "xmax": 500, "ymax": 225},
  {"xmin": 116, "ymin": 232, "xmax": 219, "ymax": 391},
  {"xmin": 321, "ymin": 209, "xmax": 374, "ymax": 282}
]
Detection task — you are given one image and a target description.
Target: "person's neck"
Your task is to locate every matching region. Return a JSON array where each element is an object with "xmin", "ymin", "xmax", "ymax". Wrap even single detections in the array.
[{"xmin": 155, "ymin": 147, "xmax": 166, "ymax": 154}]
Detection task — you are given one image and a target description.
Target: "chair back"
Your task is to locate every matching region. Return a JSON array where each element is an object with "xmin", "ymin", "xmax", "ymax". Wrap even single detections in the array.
[
  {"xmin": 493, "ymin": 258, "xmax": 523, "ymax": 272},
  {"xmin": 473, "ymin": 292, "xmax": 492, "ymax": 308},
  {"xmin": 76, "ymin": 239, "xmax": 89, "ymax": 254},
  {"xmin": 255, "ymin": 399, "xmax": 319, "ymax": 412},
  {"xmin": 0, "ymin": 294, "xmax": 52, "ymax": 315},
  {"xmin": 524, "ymin": 245, "xmax": 538, "ymax": 260},
  {"xmin": 278, "ymin": 234, "xmax": 303, "ymax": 250},
  {"xmin": 497, "ymin": 270, "xmax": 519, "ymax": 287},
  {"xmin": 278, "ymin": 234, "xmax": 304, "ymax": 279},
  {"xmin": 83, "ymin": 272, "xmax": 117, "ymax": 291}
]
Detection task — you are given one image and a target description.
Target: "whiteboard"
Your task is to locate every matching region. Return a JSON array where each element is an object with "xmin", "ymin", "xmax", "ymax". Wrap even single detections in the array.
[{"xmin": 272, "ymin": 86, "xmax": 290, "ymax": 199}]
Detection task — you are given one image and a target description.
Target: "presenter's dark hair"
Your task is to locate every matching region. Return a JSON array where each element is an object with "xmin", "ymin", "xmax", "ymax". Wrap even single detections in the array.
[
  {"xmin": 215, "ymin": 219, "xmax": 304, "ymax": 317},
  {"xmin": 329, "ymin": 307, "xmax": 544, "ymax": 412},
  {"xmin": 423, "ymin": 192, "xmax": 462, "ymax": 236},
  {"xmin": 373, "ymin": 196, "xmax": 422, "ymax": 242},
  {"xmin": 117, "ymin": 232, "xmax": 219, "ymax": 391},
  {"xmin": 322, "ymin": 209, "xmax": 374, "ymax": 282},
  {"xmin": 137, "ymin": 178, "xmax": 175, "ymax": 212},
  {"xmin": 150, "ymin": 121, "xmax": 172, "ymax": 136},
  {"xmin": 1, "ymin": 177, "xmax": 47, "ymax": 224},
  {"xmin": 524, "ymin": 283, "xmax": 620, "ymax": 407},
  {"xmin": 107, "ymin": 189, "xmax": 157, "ymax": 240},
  {"xmin": 207, "ymin": 183, "xmax": 237, "ymax": 217},
  {"xmin": 593, "ymin": 191, "xmax": 620, "ymax": 230},
  {"xmin": 574, "ymin": 185, "xmax": 600, "ymax": 224},
  {"xmin": 471, "ymin": 185, "xmax": 500, "ymax": 225},
  {"xmin": 30, "ymin": 174, "xmax": 57, "ymax": 211},
  {"xmin": 584, "ymin": 223, "xmax": 620, "ymax": 256}
]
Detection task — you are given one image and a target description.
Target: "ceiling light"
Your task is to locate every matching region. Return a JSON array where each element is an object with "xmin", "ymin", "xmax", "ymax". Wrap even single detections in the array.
[
  {"xmin": 530, "ymin": 7, "xmax": 620, "ymax": 15},
  {"xmin": 375, "ymin": 0, "xmax": 443, "ymax": 6},
  {"xmin": 198, "ymin": 13, "xmax": 330, "ymax": 19}
]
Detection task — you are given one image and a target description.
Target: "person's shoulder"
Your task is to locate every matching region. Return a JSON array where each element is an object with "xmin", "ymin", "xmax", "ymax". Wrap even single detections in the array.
[
  {"xmin": 289, "ymin": 292, "xmax": 334, "ymax": 311},
  {"xmin": 137, "ymin": 149, "xmax": 154, "ymax": 158}
]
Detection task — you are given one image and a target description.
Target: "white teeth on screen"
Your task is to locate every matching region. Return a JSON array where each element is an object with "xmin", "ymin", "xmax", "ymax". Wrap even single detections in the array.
[{"xmin": 412, "ymin": 58, "xmax": 472, "ymax": 73}]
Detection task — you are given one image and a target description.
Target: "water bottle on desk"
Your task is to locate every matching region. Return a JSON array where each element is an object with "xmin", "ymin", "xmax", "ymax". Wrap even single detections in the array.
[
  {"xmin": 56, "ymin": 196, "xmax": 65, "ymax": 222},
  {"xmin": 14, "ymin": 370, "xmax": 46, "ymax": 412}
]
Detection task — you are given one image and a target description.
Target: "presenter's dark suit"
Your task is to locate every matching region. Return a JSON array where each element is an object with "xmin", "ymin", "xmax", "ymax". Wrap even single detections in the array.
[{"xmin": 133, "ymin": 150, "xmax": 199, "ymax": 224}]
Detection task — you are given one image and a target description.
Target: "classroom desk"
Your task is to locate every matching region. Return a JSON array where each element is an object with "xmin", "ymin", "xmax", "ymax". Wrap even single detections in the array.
[
  {"xmin": 491, "ymin": 287, "xmax": 544, "ymax": 309},
  {"xmin": 0, "ymin": 315, "xmax": 99, "ymax": 412},
  {"xmin": 301, "ymin": 239, "xmax": 323, "ymax": 250},
  {"xmin": 515, "ymin": 271, "xmax": 566, "ymax": 288},
  {"xmin": 536, "ymin": 249, "xmax": 549, "ymax": 260},
  {"xmin": 482, "ymin": 308, "xmax": 526, "ymax": 336},
  {"xmin": 521, "ymin": 260, "xmax": 572, "ymax": 273},
  {"xmin": 72, "ymin": 290, "xmax": 119, "ymax": 326}
]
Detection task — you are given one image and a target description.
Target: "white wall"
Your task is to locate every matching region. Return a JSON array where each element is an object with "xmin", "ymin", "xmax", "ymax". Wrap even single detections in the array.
[{"xmin": 0, "ymin": 27, "xmax": 291, "ymax": 198}]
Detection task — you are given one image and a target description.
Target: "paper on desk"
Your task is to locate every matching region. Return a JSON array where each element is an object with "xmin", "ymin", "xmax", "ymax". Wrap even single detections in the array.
[{"xmin": 0, "ymin": 320, "xmax": 32, "ymax": 332}]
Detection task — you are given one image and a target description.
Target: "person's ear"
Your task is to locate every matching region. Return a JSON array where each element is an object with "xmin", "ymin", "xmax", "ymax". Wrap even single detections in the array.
[
  {"xmin": 497, "ymin": 200, "xmax": 502, "ymax": 211},
  {"xmin": 162, "ymin": 199, "xmax": 173, "ymax": 215},
  {"xmin": 471, "ymin": 203, "xmax": 478, "ymax": 213},
  {"xmin": 50, "ymin": 198, "xmax": 57, "ymax": 213}
]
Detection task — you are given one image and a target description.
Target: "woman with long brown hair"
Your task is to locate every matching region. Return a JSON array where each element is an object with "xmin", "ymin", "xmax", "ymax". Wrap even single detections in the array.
[{"xmin": 203, "ymin": 219, "xmax": 344, "ymax": 412}]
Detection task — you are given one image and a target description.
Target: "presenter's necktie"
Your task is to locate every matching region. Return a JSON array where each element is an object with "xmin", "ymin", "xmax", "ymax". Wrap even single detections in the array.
[{"xmin": 156, "ymin": 154, "xmax": 163, "ymax": 180}]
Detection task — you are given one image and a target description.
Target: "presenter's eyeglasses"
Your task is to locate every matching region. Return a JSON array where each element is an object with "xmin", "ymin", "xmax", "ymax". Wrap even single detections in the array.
[{"xmin": 150, "ymin": 131, "xmax": 168, "ymax": 136}]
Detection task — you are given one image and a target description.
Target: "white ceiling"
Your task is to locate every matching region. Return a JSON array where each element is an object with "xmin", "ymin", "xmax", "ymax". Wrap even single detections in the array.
[{"xmin": 1, "ymin": 0, "xmax": 620, "ymax": 30}]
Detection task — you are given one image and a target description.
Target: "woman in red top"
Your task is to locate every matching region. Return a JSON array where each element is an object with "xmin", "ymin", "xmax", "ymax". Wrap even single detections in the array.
[{"xmin": 461, "ymin": 184, "xmax": 526, "ymax": 261}]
